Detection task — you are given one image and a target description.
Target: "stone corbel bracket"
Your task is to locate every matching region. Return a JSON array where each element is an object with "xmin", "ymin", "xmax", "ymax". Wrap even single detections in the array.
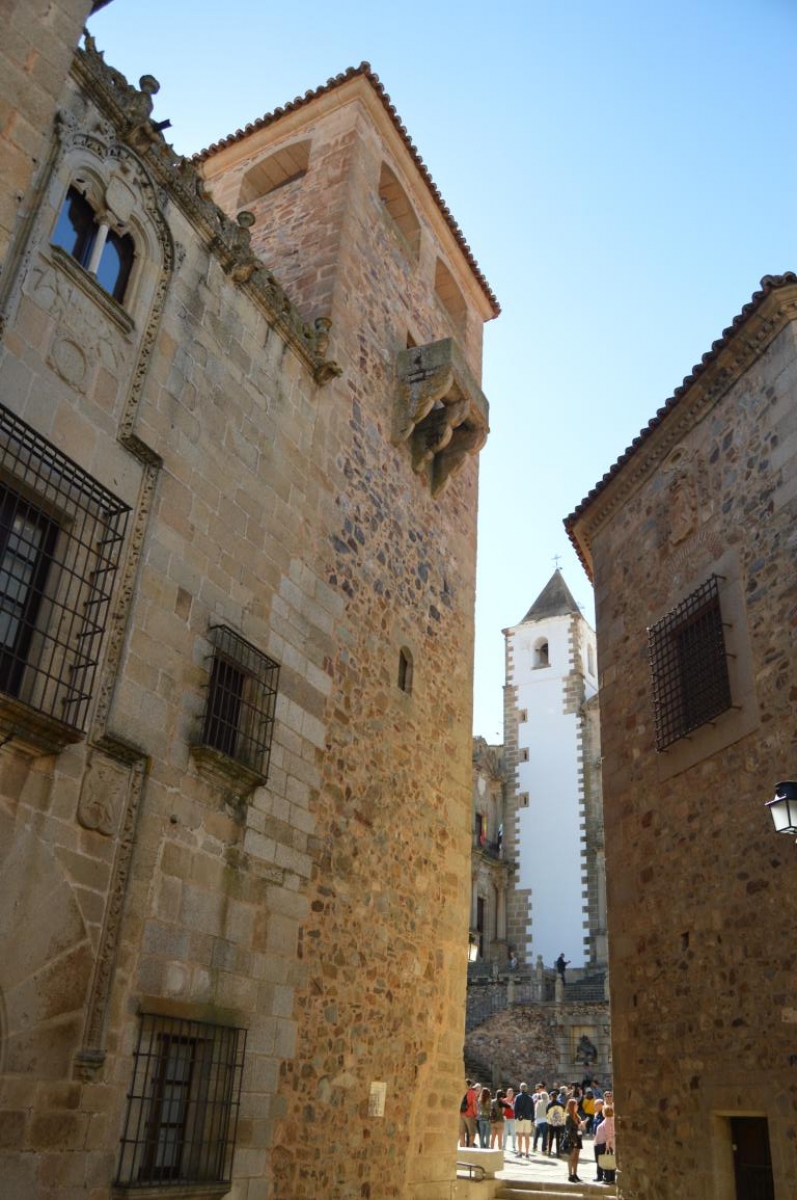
[{"xmin": 394, "ymin": 338, "xmax": 489, "ymax": 497}]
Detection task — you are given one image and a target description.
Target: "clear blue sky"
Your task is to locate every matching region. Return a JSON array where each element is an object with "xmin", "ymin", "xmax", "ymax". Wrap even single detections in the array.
[{"xmin": 91, "ymin": 0, "xmax": 797, "ymax": 742}]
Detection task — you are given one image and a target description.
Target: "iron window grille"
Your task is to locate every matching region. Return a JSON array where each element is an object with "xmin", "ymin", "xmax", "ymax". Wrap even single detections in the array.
[
  {"xmin": 648, "ymin": 574, "xmax": 732, "ymax": 751},
  {"xmin": 195, "ymin": 625, "xmax": 279, "ymax": 782},
  {"xmin": 0, "ymin": 404, "xmax": 129, "ymax": 735},
  {"xmin": 116, "ymin": 1013, "xmax": 246, "ymax": 1189}
]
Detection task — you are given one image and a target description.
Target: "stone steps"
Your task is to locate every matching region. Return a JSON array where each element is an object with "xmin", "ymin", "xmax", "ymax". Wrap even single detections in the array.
[{"xmin": 496, "ymin": 1183, "xmax": 617, "ymax": 1199}]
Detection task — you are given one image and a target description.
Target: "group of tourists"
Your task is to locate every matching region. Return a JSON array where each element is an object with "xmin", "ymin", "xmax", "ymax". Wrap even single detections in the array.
[{"xmin": 459, "ymin": 1076, "xmax": 616, "ymax": 1185}]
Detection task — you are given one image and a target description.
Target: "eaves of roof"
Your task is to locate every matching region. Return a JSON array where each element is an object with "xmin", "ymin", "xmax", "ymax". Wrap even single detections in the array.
[
  {"xmin": 193, "ymin": 62, "xmax": 500, "ymax": 318},
  {"xmin": 564, "ymin": 272, "xmax": 797, "ymax": 578}
]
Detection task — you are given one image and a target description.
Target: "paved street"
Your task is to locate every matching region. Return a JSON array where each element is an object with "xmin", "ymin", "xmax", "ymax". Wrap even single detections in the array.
[{"xmin": 497, "ymin": 1144, "xmax": 610, "ymax": 1186}]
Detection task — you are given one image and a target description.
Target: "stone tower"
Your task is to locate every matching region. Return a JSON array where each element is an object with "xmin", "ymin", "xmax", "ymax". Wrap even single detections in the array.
[
  {"xmin": 0, "ymin": 34, "xmax": 498, "ymax": 1200},
  {"xmin": 503, "ymin": 569, "xmax": 603, "ymax": 969}
]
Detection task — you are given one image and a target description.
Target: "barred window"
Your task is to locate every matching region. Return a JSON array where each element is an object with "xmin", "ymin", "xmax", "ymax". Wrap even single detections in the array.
[
  {"xmin": 193, "ymin": 625, "xmax": 279, "ymax": 784},
  {"xmin": 648, "ymin": 575, "xmax": 732, "ymax": 751},
  {"xmin": 0, "ymin": 404, "xmax": 129, "ymax": 743},
  {"xmin": 116, "ymin": 1014, "xmax": 246, "ymax": 1189}
]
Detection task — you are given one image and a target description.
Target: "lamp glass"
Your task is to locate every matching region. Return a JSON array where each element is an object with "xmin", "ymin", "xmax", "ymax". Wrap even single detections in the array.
[{"xmin": 767, "ymin": 782, "xmax": 797, "ymax": 835}]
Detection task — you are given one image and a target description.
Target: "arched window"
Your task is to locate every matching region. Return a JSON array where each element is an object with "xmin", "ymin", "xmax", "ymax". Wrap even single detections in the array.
[
  {"xmin": 434, "ymin": 258, "xmax": 466, "ymax": 328},
  {"xmin": 52, "ymin": 184, "xmax": 135, "ymax": 303},
  {"xmin": 534, "ymin": 638, "xmax": 550, "ymax": 669},
  {"xmin": 379, "ymin": 162, "xmax": 420, "ymax": 259},
  {"xmin": 95, "ymin": 228, "xmax": 135, "ymax": 301},
  {"xmin": 398, "ymin": 646, "xmax": 413, "ymax": 694},
  {"xmin": 238, "ymin": 140, "xmax": 311, "ymax": 206},
  {"xmin": 52, "ymin": 187, "xmax": 94, "ymax": 265}
]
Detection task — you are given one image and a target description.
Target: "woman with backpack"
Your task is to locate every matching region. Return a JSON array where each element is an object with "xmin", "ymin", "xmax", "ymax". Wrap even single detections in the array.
[
  {"xmin": 489, "ymin": 1089, "xmax": 505, "ymax": 1149},
  {"xmin": 546, "ymin": 1091, "xmax": 566, "ymax": 1156},
  {"xmin": 477, "ymin": 1086, "xmax": 492, "ymax": 1148}
]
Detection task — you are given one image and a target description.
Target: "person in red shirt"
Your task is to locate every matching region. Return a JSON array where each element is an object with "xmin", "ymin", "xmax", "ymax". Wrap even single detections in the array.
[{"xmin": 458, "ymin": 1078, "xmax": 479, "ymax": 1147}]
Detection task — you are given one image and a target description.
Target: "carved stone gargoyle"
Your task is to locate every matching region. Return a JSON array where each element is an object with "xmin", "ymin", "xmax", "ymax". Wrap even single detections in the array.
[{"xmin": 394, "ymin": 338, "xmax": 490, "ymax": 497}]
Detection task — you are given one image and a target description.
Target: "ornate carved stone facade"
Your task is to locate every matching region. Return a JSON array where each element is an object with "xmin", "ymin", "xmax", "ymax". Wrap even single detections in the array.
[
  {"xmin": 567, "ymin": 274, "xmax": 797, "ymax": 1199},
  {"xmin": 470, "ymin": 737, "xmax": 511, "ymax": 966},
  {"xmin": 0, "ymin": 18, "xmax": 498, "ymax": 1200}
]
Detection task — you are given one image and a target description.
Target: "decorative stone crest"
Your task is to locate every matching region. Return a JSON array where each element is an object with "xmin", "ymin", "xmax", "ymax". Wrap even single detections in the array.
[
  {"xmin": 666, "ymin": 528, "xmax": 725, "ymax": 602},
  {"xmin": 31, "ymin": 262, "xmax": 126, "ymax": 394},
  {"xmin": 394, "ymin": 338, "xmax": 489, "ymax": 496},
  {"xmin": 78, "ymin": 753, "xmax": 130, "ymax": 836},
  {"xmin": 662, "ymin": 447, "xmax": 699, "ymax": 549}
]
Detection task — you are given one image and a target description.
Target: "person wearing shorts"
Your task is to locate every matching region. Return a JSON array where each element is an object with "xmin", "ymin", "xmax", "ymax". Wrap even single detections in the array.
[{"xmin": 513, "ymin": 1082, "xmax": 534, "ymax": 1158}]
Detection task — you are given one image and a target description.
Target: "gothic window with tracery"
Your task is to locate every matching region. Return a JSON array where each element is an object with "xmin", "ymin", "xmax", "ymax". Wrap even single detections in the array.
[{"xmin": 52, "ymin": 184, "xmax": 135, "ymax": 302}]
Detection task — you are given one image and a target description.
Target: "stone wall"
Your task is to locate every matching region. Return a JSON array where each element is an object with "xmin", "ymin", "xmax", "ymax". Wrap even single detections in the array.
[
  {"xmin": 567, "ymin": 276, "xmax": 797, "ymax": 1199},
  {"xmin": 0, "ymin": 31, "xmax": 497, "ymax": 1200},
  {"xmin": 465, "ymin": 1001, "xmax": 610, "ymax": 1092},
  {"xmin": 0, "ymin": 0, "xmax": 95, "ymax": 266}
]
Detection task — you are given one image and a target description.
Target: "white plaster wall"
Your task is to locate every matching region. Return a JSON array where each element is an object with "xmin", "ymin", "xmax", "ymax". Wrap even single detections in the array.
[{"xmin": 509, "ymin": 612, "xmax": 597, "ymax": 968}]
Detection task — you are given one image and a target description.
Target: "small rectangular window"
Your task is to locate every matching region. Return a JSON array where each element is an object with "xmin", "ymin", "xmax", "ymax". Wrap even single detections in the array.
[
  {"xmin": 648, "ymin": 575, "xmax": 732, "ymax": 751},
  {"xmin": 115, "ymin": 1013, "xmax": 246, "ymax": 1189},
  {"xmin": 194, "ymin": 625, "xmax": 279, "ymax": 784}
]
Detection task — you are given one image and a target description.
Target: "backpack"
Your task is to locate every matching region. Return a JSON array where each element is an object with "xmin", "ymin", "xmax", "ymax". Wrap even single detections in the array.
[{"xmin": 460, "ymin": 1093, "xmax": 469, "ymax": 1114}]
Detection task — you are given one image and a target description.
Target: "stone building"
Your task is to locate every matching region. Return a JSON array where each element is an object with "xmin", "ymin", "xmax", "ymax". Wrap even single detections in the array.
[
  {"xmin": 566, "ymin": 273, "xmax": 797, "ymax": 1199},
  {"xmin": 0, "ymin": 16, "xmax": 499, "ymax": 1200},
  {"xmin": 502, "ymin": 570, "xmax": 605, "ymax": 971},
  {"xmin": 469, "ymin": 737, "xmax": 510, "ymax": 965}
]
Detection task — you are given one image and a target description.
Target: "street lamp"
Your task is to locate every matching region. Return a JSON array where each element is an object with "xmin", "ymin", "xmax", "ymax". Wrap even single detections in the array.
[
  {"xmin": 766, "ymin": 781, "xmax": 797, "ymax": 838},
  {"xmin": 468, "ymin": 933, "xmax": 479, "ymax": 962}
]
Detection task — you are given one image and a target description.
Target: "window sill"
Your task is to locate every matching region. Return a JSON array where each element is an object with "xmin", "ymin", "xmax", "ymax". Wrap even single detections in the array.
[
  {"xmin": 190, "ymin": 743, "xmax": 266, "ymax": 797},
  {"xmin": 0, "ymin": 694, "xmax": 83, "ymax": 755},
  {"xmin": 112, "ymin": 1183, "xmax": 231, "ymax": 1200}
]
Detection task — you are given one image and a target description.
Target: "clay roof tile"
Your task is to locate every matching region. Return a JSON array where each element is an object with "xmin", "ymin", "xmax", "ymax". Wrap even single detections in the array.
[{"xmin": 564, "ymin": 271, "xmax": 797, "ymax": 573}]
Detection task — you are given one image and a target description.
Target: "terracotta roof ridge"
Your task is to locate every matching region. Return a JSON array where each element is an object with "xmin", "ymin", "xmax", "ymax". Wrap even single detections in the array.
[
  {"xmin": 565, "ymin": 271, "xmax": 797, "ymax": 538},
  {"xmin": 193, "ymin": 62, "xmax": 500, "ymax": 317}
]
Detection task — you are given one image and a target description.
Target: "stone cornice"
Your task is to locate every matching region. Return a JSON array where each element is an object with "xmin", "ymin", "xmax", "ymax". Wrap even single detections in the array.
[
  {"xmin": 72, "ymin": 38, "xmax": 341, "ymax": 386},
  {"xmin": 565, "ymin": 275, "xmax": 797, "ymax": 578}
]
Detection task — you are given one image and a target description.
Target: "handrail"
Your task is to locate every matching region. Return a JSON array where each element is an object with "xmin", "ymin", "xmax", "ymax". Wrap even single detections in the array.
[{"xmin": 456, "ymin": 1160, "xmax": 486, "ymax": 1182}]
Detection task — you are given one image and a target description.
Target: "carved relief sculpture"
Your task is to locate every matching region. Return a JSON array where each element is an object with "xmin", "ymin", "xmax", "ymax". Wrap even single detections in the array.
[{"xmin": 78, "ymin": 753, "xmax": 130, "ymax": 837}]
